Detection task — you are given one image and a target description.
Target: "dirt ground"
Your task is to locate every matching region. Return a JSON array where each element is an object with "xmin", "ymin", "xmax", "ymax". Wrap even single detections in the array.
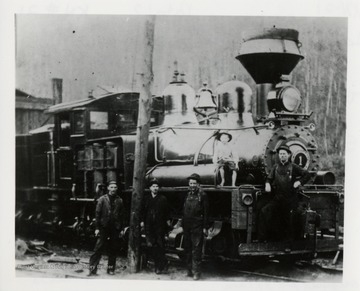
[{"xmin": 15, "ymin": 240, "xmax": 343, "ymax": 282}]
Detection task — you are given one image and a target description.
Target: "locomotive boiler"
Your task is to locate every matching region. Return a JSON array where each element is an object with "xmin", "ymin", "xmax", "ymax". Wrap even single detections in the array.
[{"xmin": 16, "ymin": 27, "xmax": 344, "ymax": 259}]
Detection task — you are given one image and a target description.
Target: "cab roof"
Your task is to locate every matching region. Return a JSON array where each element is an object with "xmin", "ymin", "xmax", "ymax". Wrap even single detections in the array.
[{"xmin": 46, "ymin": 91, "xmax": 139, "ymax": 114}]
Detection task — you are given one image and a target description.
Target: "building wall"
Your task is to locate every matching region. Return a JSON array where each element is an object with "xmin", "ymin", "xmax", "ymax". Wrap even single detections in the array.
[
  {"xmin": 15, "ymin": 108, "xmax": 53, "ymax": 134},
  {"xmin": 15, "ymin": 94, "xmax": 54, "ymax": 134}
]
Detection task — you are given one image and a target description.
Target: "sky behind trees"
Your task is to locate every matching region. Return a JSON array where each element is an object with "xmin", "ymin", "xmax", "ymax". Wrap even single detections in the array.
[{"xmin": 15, "ymin": 15, "xmax": 346, "ymax": 100}]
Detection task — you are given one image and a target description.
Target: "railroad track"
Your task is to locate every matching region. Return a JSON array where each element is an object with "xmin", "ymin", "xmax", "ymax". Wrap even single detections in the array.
[
  {"xmin": 224, "ymin": 258, "xmax": 343, "ymax": 282},
  {"xmin": 229, "ymin": 269, "xmax": 311, "ymax": 282}
]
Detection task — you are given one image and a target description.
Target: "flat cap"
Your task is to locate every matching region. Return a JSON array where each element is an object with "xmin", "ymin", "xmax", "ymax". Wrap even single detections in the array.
[
  {"xmin": 187, "ymin": 173, "xmax": 201, "ymax": 182},
  {"xmin": 276, "ymin": 145, "xmax": 292, "ymax": 154},
  {"xmin": 148, "ymin": 178, "xmax": 160, "ymax": 187}
]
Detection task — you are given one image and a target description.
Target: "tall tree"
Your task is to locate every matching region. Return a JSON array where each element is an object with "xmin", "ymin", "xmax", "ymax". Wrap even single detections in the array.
[{"xmin": 127, "ymin": 15, "xmax": 156, "ymax": 273}]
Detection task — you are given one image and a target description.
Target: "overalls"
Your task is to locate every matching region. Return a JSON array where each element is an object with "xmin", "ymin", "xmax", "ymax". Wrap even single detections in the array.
[{"xmin": 183, "ymin": 189, "xmax": 206, "ymax": 275}]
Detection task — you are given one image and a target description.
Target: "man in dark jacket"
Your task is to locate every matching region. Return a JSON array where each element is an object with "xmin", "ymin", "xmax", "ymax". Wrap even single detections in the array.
[
  {"xmin": 89, "ymin": 181, "xmax": 124, "ymax": 276},
  {"xmin": 258, "ymin": 145, "xmax": 311, "ymax": 242},
  {"xmin": 141, "ymin": 179, "xmax": 170, "ymax": 274},
  {"xmin": 182, "ymin": 173, "xmax": 209, "ymax": 280}
]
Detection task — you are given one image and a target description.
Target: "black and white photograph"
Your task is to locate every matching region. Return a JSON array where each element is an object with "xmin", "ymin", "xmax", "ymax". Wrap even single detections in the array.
[{"xmin": 1, "ymin": 0, "xmax": 360, "ymax": 290}]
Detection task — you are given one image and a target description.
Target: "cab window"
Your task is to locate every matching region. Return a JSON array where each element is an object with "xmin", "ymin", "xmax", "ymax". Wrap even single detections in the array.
[
  {"xmin": 58, "ymin": 113, "xmax": 70, "ymax": 146},
  {"xmin": 90, "ymin": 111, "xmax": 108, "ymax": 130},
  {"xmin": 113, "ymin": 111, "xmax": 137, "ymax": 132},
  {"xmin": 73, "ymin": 111, "xmax": 85, "ymax": 134}
]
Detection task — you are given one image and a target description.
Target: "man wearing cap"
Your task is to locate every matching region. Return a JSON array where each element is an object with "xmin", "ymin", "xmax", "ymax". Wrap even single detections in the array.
[
  {"xmin": 141, "ymin": 179, "xmax": 170, "ymax": 274},
  {"xmin": 181, "ymin": 173, "xmax": 209, "ymax": 280},
  {"xmin": 89, "ymin": 181, "xmax": 124, "ymax": 276},
  {"xmin": 212, "ymin": 132, "xmax": 239, "ymax": 187},
  {"xmin": 258, "ymin": 145, "xmax": 310, "ymax": 242}
]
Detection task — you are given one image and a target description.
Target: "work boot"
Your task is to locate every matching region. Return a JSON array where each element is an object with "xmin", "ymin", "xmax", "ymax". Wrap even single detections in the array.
[
  {"xmin": 87, "ymin": 267, "xmax": 97, "ymax": 276},
  {"xmin": 162, "ymin": 261, "xmax": 169, "ymax": 273},
  {"xmin": 87, "ymin": 271, "xmax": 97, "ymax": 277},
  {"xmin": 193, "ymin": 273, "xmax": 200, "ymax": 280}
]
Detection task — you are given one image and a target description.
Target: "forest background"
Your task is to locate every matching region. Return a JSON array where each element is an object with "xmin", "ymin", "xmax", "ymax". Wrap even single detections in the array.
[{"xmin": 16, "ymin": 15, "xmax": 347, "ymax": 182}]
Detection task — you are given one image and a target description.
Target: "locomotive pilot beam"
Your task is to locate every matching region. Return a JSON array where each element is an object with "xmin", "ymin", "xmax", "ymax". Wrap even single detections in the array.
[{"xmin": 16, "ymin": 27, "xmax": 344, "ymax": 260}]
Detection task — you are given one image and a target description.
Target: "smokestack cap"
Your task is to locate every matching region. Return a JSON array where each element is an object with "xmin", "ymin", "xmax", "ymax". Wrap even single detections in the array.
[{"xmin": 237, "ymin": 28, "xmax": 304, "ymax": 84}]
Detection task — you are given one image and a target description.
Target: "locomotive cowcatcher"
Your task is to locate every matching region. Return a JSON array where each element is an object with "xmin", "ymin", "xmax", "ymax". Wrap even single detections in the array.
[{"xmin": 16, "ymin": 28, "xmax": 344, "ymax": 260}]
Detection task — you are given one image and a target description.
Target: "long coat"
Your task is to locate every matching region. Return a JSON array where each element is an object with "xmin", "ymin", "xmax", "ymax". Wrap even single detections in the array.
[{"xmin": 142, "ymin": 193, "xmax": 169, "ymax": 240}]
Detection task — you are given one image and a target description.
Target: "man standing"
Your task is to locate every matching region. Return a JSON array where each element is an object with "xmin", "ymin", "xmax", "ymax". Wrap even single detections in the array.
[
  {"xmin": 89, "ymin": 181, "xmax": 124, "ymax": 276},
  {"xmin": 258, "ymin": 145, "xmax": 310, "ymax": 242},
  {"xmin": 182, "ymin": 173, "xmax": 209, "ymax": 280},
  {"xmin": 141, "ymin": 179, "xmax": 170, "ymax": 274}
]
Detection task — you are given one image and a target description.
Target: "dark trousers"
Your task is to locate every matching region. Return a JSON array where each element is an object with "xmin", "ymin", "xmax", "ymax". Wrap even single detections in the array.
[
  {"xmin": 183, "ymin": 224, "xmax": 203, "ymax": 275},
  {"xmin": 89, "ymin": 227, "xmax": 119, "ymax": 273},
  {"xmin": 258, "ymin": 198, "xmax": 300, "ymax": 242},
  {"xmin": 146, "ymin": 233, "xmax": 167, "ymax": 271}
]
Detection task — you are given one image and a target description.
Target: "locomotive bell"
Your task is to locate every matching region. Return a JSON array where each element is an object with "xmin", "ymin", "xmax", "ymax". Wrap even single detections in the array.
[
  {"xmin": 195, "ymin": 83, "xmax": 217, "ymax": 108},
  {"xmin": 194, "ymin": 82, "xmax": 218, "ymax": 124},
  {"xmin": 161, "ymin": 71, "xmax": 198, "ymax": 126}
]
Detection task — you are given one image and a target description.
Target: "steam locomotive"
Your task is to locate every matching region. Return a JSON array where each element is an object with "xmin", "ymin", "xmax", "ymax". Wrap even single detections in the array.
[{"xmin": 16, "ymin": 28, "xmax": 344, "ymax": 259}]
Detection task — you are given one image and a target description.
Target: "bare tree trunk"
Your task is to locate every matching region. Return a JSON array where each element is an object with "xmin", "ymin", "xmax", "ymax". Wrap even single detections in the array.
[
  {"xmin": 335, "ymin": 79, "xmax": 341, "ymax": 153},
  {"xmin": 324, "ymin": 68, "xmax": 333, "ymax": 157},
  {"xmin": 304, "ymin": 61, "xmax": 311, "ymax": 113},
  {"xmin": 127, "ymin": 15, "xmax": 155, "ymax": 273}
]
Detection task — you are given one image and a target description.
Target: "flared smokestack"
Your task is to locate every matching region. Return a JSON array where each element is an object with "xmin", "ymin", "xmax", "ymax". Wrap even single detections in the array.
[{"xmin": 236, "ymin": 28, "xmax": 304, "ymax": 118}]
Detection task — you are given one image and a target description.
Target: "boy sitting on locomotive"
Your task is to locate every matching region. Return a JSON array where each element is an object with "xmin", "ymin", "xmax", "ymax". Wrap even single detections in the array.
[{"xmin": 212, "ymin": 132, "xmax": 239, "ymax": 187}]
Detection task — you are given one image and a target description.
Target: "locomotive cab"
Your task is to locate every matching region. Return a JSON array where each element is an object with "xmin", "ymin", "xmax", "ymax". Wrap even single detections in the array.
[{"xmin": 49, "ymin": 92, "xmax": 140, "ymax": 144}]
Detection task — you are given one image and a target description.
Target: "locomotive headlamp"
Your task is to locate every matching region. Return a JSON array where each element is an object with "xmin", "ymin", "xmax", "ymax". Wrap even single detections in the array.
[
  {"xmin": 267, "ymin": 85, "xmax": 302, "ymax": 113},
  {"xmin": 242, "ymin": 193, "xmax": 254, "ymax": 206},
  {"xmin": 278, "ymin": 85, "xmax": 301, "ymax": 112}
]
